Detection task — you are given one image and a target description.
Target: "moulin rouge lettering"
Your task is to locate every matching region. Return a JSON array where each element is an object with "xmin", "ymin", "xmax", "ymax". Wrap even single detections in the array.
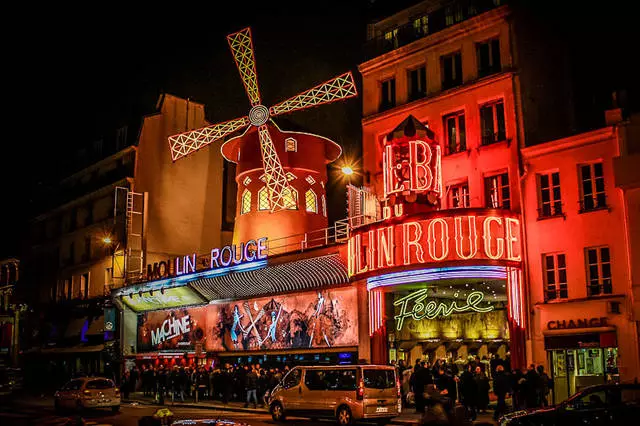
[
  {"xmin": 348, "ymin": 214, "xmax": 521, "ymax": 277},
  {"xmin": 151, "ymin": 315, "xmax": 191, "ymax": 346},
  {"xmin": 394, "ymin": 290, "xmax": 494, "ymax": 330}
]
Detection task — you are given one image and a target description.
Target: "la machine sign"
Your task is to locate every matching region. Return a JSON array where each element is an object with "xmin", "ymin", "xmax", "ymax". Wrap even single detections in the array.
[{"xmin": 348, "ymin": 211, "xmax": 522, "ymax": 277}]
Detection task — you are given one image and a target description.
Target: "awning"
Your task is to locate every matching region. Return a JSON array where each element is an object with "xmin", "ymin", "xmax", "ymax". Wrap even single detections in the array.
[
  {"xmin": 64, "ymin": 318, "xmax": 88, "ymax": 339},
  {"xmin": 86, "ymin": 316, "xmax": 104, "ymax": 335},
  {"xmin": 41, "ymin": 344, "xmax": 105, "ymax": 354},
  {"xmin": 397, "ymin": 341, "xmax": 417, "ymax": 351},
  {"xmin": 189, "ymin": 254, "xmax": 349, "ymax": 301}
]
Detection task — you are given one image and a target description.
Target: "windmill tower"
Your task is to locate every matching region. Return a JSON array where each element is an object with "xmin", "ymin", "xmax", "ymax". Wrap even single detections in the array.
[{"xmin": 168, "ymin": 28, "xmax": 357, "ymax": 248}]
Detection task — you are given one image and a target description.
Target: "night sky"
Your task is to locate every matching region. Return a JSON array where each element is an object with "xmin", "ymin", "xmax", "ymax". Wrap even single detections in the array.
[{"xmin": 2, "ymin": 0, "xmax": 637, "ymax": 258}]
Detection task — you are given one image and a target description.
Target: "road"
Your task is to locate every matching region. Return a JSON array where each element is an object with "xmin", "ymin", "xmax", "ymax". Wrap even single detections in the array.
[{"xmin": 0, "ymin": 398, "xmax": 363, "ymax": 426}]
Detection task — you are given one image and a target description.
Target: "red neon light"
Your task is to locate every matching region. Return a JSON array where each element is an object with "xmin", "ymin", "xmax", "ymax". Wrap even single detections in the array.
[
  {"xmin": 369, "ymin": 290, "xmax": 384, "ymax": 336},
  {"xmin": 348, "ymin": 212, "xmax": 522, "ymax": 277},
  {"xmin": 383, "ymin": 139, "xmax": 441, "ymax": 198}
]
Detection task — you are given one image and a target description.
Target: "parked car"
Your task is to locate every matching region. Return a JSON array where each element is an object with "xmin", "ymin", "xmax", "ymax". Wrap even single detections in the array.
[
  {"xmin": 268, "ymin": 364, "xmax": 401, "ymax": 425},
  {"xmin": 54, "ymin": 377, "xmax": 121, "ymax": 413},
  {"xmin": 498, "ymin": 382, "xmax": 640, "ymax": 425}
]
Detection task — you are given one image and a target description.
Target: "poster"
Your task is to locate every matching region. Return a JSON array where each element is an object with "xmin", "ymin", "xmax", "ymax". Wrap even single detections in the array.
[
  {"xmin": 137, "ymin": 306, "xmax": 207, "ymax": 352},
  {"xmin": 207, "ymin": 287, "xmax": 358, "ymax": 352}
]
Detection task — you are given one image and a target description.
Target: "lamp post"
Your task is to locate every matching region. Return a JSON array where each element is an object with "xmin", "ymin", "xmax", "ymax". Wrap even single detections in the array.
[{"xmin": 341, "ymin": 165, "xmax": 355, "ymax": 185}]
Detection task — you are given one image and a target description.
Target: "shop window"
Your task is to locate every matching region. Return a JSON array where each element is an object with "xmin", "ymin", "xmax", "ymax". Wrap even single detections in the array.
[
  {"xmin": 441, "ymin": 52, "xmax": 462, "ymax": 89},
  {"xmin": 579, "ymin": 162, "xmax": 606, "ymax": 212},
  {"xmin": 285, "ymin": 138, "xmax": 297, "ymax": 152},
  {"xmin": 257, "ymin": 187, "xmax": 269, "ymax": 211},
  {"xmin": 241, "ymin": 189, "xmax": 251, "ymax": 214},
  {"xmin": 408, "ymin": 66, "xmax": 427, "ymax": 101},
  {"xmin": 538, "ymin": 172, "xmax": 563, "ymax": 218},
  {"xmin": 586, "ymin": 246, "xmax": 612, "ymax": 296},
  {"xmin": 444, "ymin": 111, "xmax": 466, "ymax": 154},
  {"xmin": 413, "ymin": 15, "xmax": 429, "ymax": 36},
  {"xmin": 480, "ymin": 100, "xmax": 506, "ymax": 146},
  {"xmin": 305, "ymin": 189, "xmax": 317, "ymax": 213},
  {"xmin": 484, "ymin": 172, "xmax": 510, "ymax": 209},
  {"xmin": 380, "ymin": 78, "xmax": 396, "ymax": 111},
  {"xmin": 543, "ymin": 253, "xmax": 567, "ymax": 301},
  {"xmin": 447, "ymin": 182, "xmax": 469, "ymax": 208},
  {"xmin": 477, "ymin": 38, "xmax": 501, "ymax": 77}
]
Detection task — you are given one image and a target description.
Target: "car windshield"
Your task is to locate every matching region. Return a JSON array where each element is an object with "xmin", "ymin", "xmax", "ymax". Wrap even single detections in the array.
[{"xmin": 86, "ymin": 379, "xmax": 114, "ymax": 390}]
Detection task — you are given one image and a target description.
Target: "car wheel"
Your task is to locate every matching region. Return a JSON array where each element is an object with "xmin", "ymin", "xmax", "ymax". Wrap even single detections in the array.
[
  {"xmin": 270, "ymin": 402, "xmax": 286, "ymax": 422},
  {"xmin": 336, "ymin": 405, "xmax": 353, "ymax": 425},
  {"xmin": 111, "ymin": 405, "xmax": 120, "ymax": 413}
]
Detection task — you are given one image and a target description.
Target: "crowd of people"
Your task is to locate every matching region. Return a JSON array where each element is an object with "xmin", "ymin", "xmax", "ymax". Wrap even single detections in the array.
[
  {"xmin": 394, "ymin": 354, "xmax": 552, "ymax": 421},
  {"xmin": 120, "ymin": 363, "xmax": 287, "ymax": 407}
]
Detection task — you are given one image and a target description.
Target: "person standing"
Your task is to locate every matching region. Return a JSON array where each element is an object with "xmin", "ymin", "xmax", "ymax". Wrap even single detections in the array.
[
  {"xmin": 493, "ymin": 365, "xmax": 511, "ymax": 421},
  {"xmin": 524, "ymin": 364, "xmax": 540, "ymax": 408},
  {"xmin": 536, "ymin": 365, "xmax": 551, "ymax": 407},
  {"xmin": 474, "ymin": 366, "xmax": 490, "ymax": 414},
  {"xmin": 244, "ymin": 366, "xmax": 259, "ymax": 408},
  {"xmin": 460, "ymin": 364, "xmax": 478, "ymax": 421}
]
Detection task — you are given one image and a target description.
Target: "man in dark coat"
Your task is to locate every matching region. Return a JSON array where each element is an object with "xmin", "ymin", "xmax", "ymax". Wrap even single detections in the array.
[
  {"xmin": 493, "ymin": 364, "xmax": 511, "ymax": 421},
  {"xmin": 460, "ymin": 364, "xmax": 478, "ymax": 420},
  {"xmin": 413, "ymin": 361, "xmax": 433, "ymax": 413},
  {"xmin": 474, "ymin": 366, "xmax": 490, "ymax": 413},
  {"xmin": 524, "ymin": 364, "xmax": 540, "ymax": 408}
]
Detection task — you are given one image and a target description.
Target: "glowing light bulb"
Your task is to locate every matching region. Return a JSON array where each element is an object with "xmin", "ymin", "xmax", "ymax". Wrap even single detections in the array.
[{"xmin": 342, "ymin": 166, "xmax": 354, "ymax": 176}]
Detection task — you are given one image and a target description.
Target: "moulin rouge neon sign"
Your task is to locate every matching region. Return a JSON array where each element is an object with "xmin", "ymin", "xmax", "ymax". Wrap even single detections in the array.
[
  {"xmin": 383, "ymin": 139, "xmax": 442, "ymax": 198},
  {"xmin": 347, "ymin": 213, "xmax": 521, "ymax": 277},
  {"xmin": 394, "ymin": 290, "xmax": 494, "ymax": 330}
]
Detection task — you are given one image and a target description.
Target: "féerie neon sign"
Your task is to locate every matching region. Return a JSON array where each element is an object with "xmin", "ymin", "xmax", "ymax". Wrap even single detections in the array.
[
  {"xmin": 394, "ymin": 290, "xmax": 494, "ymax": 330},
  {"xmin": 347, "ymin": 212, "xmax": 521, "ymax": 277}
]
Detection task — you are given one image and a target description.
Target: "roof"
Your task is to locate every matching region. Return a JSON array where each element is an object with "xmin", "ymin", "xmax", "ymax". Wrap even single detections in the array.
[{"xmin": 189, "ymin": 254, "xmax": 349, "ymax": 301}]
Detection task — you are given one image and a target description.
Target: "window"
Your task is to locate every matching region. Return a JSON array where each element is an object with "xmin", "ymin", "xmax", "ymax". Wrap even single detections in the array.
[
  {"xmin": 305, "ymin": 175, "xmax": 316, "ymax": 185},
  {"xmin": 445, "ymin": 5, "xmax": 464, "ymax": 26},
  {"xmin": 441, "ymin": 52, "xmax": 462, "ymax": 89},
  {"xmin": 65, "ymin": 278, "xmax": 72, "ymax": 300},
  {"xmin": 384, "ymin": 28, "xmax": 398, "ymax": 49},
  {"xmin": 258, "ymin": 187, "xmax": 270, "ymax": 211},
  {"xmin": 480, "ymin": 100, "xmax": 506, "ymax": 145},
  {"xmin": 283, "ymin": 188, "xmax": 298, "ymax": 210},
  {"xmin": 243, "ymin": 176, "xmax": 252, "ymax": 186},
  {"xmin": 86, "ymin": 379, "xmax": 115, "ymax": 390},
  {"xmin": 444, "ymin": 111, "xmax": 466, "ymax": 154},
  {"xmin": 305, "ymin": 189, "xmax": 317, "ymax": 213},
  {"xmin": 586, "ymin": 246, "xmax": 612, "ymax": 296},
  {"xmin": 380, "ymin": 78, "xmax": 396, "ymax": 111},
  {"xmin": 241, "ymin": 189, "xmax": 251, "ymax": 214},
  {"xmin": 448, "ymin": 182, "xmax": 470, "ymax": 208},
  {"xmin": 322, "ymin": 194, "xmax": 327, "ymax": 217},
  {"xmin": 538, "ymin": 172, "xmax": 563, "ymax": 218},
  {"xmin": 80, "ymin": 273, "xmax": 89, "ymax": 300},
  {"xmin": 83, "ymin": 236, "xmax": 91, "ymax": 262},
  {"xmin": 544, "ymin": 253, "xmax": 568, "ymax": 301},
  {"xmin": 63, "ymin": 380, "xmax": 83, "ymax": 391},
  {"xmin": 305, "ymin": 369, "xmax": 357, "ymax": 391},
  {"xmin": 413, "ymin": 15, "xmax": 429, "ymax": 36},
  {"xmin": 282, "ymin": 368, "xmax": 301, "ymax": 389},
  {"xmin": 408, "ymin": 66, "xmax": 427, "ymax": 101},
  {"xmin": 477, "ymin": 38, "xmax": 501, "ymax": 77},
  {"xmin": 484, "ymin": 173, "xmax": 510, "ymax": 209},
  {"xmin": 579, "ymin": 163, "xmax": 606, "ymax": 212},
  {"xmin": 363, "ymin": 369, "xmax": 396, "ymax": 389},
  {"xmin": 285, "ymin": 138, "xmax": 297, "ymax": 152}
]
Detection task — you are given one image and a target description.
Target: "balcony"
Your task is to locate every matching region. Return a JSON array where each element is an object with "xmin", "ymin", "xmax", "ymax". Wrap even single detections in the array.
[
  {"xmin": 587, "ymin": 280, "xmax": 613, "ymax": 297},
  {"xmin": 363, "ymin": 0, "xmax": 505, "ymax": 61},
  {"xmin": 578, "ymin": 194, "xmax": 608, "ymax": 213},
  {"xmin": 537, "ymin": 203, "xmax": 564, "ymax": 220}
]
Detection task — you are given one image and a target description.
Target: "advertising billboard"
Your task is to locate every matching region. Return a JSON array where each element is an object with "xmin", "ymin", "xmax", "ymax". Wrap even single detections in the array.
[
  {"xmin": 207, "ymin": 287, "xmax": 358, "ymax": 352},
  {"xmin": 137, "ymin": 306, "xmax": 207, "ymax": 352},
  {"xmin": 122, "ymin": 285, "xmax": 206, "ymax": 312}
]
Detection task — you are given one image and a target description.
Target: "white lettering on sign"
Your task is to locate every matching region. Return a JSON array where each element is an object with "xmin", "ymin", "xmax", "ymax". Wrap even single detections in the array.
[
  {"xmin": 393, "ymin": 290, "xmax": 494, "ymax": 331},
  {"xmin": 151, "ymin": 315, "xmax": 191, "ymax": 346}
]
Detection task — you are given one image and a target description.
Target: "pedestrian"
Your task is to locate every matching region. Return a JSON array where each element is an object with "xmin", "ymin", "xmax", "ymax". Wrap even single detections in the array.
[
  {"xmin": 474, "ymin": 366, "xmax": 490, "ymax": 414},
  {"xmin": 460, "ymin": 364, "xmax": 477, "ymax": 420},
  {"xmin": 413, "ymin": 361, "xmax": 433, "ymax": 414},
  {"xmin": 244, "ymin": 366, "xmax": 259, "ymax": 408},
  {"xmin": 524, "ymin": 364, "xmax": 540, "ymax": 408},
  {"xmin": 536, "ymin": 365, "xmax": 551, "ymax": 407},
  {"xmin": 493, "ymin": 365, "xmax": 511, "ymax": 421},
  {"xmin": 122, "ymin": 370, "xmax": 131, "ymax": 400}
]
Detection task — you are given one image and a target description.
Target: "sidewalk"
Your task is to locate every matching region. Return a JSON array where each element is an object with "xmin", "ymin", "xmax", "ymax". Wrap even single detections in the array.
[{"xmin": 124, "ymin": 392, "xmax": 497, "ymax": 425}]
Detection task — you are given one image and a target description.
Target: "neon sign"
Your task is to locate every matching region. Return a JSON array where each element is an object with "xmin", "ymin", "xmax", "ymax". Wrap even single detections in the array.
[
  {"xmin": 151, "ymin": 315, "xmax": 191, "ymax": 346},
  {"xmin": 394, "ymin": 290, "xmax": 494, "ymax": 330},
  {"xmin": 145, "ymin": 237, "xmax": 268, "ymax": 281},
  {"xmin": 348, "ymin": 212, "xmax": 521, "ymax": 277},
  {"xmin": 383, "ymin": 139, "xmax": 442, "ymax": 198}
]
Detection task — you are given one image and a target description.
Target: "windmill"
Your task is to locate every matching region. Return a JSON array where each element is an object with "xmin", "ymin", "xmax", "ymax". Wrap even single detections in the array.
[{"xmin": 168, "ymin": 27, "xmax": 357, "ymax": 214}]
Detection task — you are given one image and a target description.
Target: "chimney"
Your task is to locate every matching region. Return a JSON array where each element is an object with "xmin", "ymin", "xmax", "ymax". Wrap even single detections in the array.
[{"xmin": 605, "ymin": 90, "xmax": 626, "ymax": 125}]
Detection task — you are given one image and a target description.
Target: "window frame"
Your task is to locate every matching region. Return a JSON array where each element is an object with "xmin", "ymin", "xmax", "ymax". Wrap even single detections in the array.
[
  {"xmin": 537, "ymin": 171, "xmax": 563, "ymax": 218},
  {"xmin": 543, "ymin": 252, "xmax": 568, "ymax": 301},
  {"xmin": 407, "ymin": 65, "xmax": 427, "ymax": 101},
  {"xmin": 479, "ymin": 99, "xmax": 506, "ymax": 146},
  {"xmin": 443, "ymin": 111, "xmax": 466, "ymax": 155},
  {"xmin": 240, "ymin": 189, "xmax": 252, "ymax": 214},
  {"xmin": 484, "ymin": 172, "xmax": 510, "ymax": 209},
  {"xmin": 441, "ymin": 51, "xmax": 462, "ymax": 89},
  {"xmin": 285, "ymin": 138, "xmax": 297, "ymax": 153},
  {"xmin": 257, "ymin": 187, "xmax": 270, "ymax": 211},
  {"xmin": 579, "ymin": 162, "xmax": 607, "ymax": 212},
  {"xmin": 447, "ymin": 181, "xmax": 470, "ymax": 208},
  {"xmin": 585, "ymin": 246, "xmax": 612, "ymax": 296},
  {"xmin": 380, "ymin": 77, "xmax": 397, "ymax": 111},
  {"xmin": 305, "ymin": 189, "xmax": 318, "ymax": 213},
  {"xmin": 476, "ymin": 38, "xmax": 501, "ymax": 77}
]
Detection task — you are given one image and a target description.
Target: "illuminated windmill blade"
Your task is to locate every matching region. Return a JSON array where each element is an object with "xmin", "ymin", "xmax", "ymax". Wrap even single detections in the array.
[
  {"xmin": 269, "ymin": 72, "xmax": 357, "ymax": 117},
  {"xmin": 227, "ymin": 28, "xmax": 262, "ymax": 107},
  {"xmin": 257, "ymin": 124, "xmax": 294, "ymax": 212},
  {"xmin": 168, "ymin": 116, "xmax": 249, "ymax": 162}
]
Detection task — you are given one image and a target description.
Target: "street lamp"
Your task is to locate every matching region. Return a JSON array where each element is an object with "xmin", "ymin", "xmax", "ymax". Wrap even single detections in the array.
[
  {"xmin": 102, "ymin": 236, "xmax": 113, "ymax": 245},
  {"xmin": 341, "ymin": 166, "xmax": 354, "ymax": 176}
]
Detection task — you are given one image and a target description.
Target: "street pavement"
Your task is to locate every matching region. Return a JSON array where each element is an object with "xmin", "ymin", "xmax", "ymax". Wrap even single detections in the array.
[{"xmin": 0, "ymin": 394, "xmax": 498, "ymax": 425}]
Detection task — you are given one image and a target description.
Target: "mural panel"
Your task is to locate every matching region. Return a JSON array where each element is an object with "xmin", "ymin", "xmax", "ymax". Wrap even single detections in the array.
[
  {"xmin": 137, "ymin": 306, "xmax": 207, "ymax": 352},
  {"xmin": 207, "ymin": 287, "xmax": 358, "ymax": 352}
]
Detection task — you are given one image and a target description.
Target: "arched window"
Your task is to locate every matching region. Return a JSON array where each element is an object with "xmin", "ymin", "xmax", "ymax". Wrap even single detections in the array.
[
  {"xmin": 258, "ymin": 187, "xmax": 270, "ymax": 211},
  {"xmin": 305, "ymin": 189, "xmax": 317, "ymax": 213},
  {"xmin": 322, "ymin": 194, "xmax": 327, "ymax": 217},
  {"xmin": 241, "ymin": 189, "xmax": 251, "ymax": 214},
  {"xmin": 283, "ymin": 187, "xmax": 298, "ymax": 210},
  {"xmin": 285, "ymin": 137, "xmax": 297, "ymax": 152}
]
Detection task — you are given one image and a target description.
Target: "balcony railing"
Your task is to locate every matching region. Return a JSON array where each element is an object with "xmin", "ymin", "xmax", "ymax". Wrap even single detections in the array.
[
  {"xmin": 587, "ymin": 280, "xmax": 613, "ymax": 297},
  {"xmin": 579, "ymin": 194, "xmax": 608, "ymax": 213},
  {"xmin": 537, "ymin": 203, "xmax": 564, "ymax": 219},
  {"xmin": 481, "ymin": 130, "xmax": 507, "ymax": 146},
  {"xmin": 545, "ymin": 286, "xmax": 568, "ymax": 302},
  {"xmin": 363, "ymin": 0, "xmax": 505, "ymax": 61}
]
